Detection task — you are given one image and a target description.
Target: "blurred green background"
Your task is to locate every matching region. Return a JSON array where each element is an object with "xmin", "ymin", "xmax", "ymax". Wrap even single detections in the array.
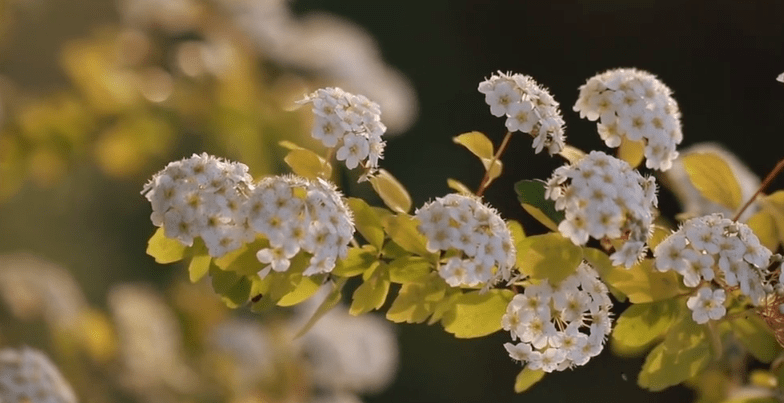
[{"xmin": 0, "ymin": 0, "xmax": 783, "ymax": 402}]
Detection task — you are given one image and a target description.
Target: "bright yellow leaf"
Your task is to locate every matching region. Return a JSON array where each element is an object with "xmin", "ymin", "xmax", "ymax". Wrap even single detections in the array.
[{"xmin": 682, "ymin": 152, "xmax": 743, "ymax": 211}]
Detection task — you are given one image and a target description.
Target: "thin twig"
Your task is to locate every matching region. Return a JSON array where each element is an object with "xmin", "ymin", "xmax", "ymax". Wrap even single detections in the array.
[
  {"xmin": 476, "ymin": 131, "xmax": 514, "ymax": 197},
  {"xmin": 733, "ymin": 156, "xmax": 784, "ymax": 221}
]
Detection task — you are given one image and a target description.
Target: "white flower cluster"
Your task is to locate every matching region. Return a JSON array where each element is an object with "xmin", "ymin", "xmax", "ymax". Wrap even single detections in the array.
[
  {"xmin": 142, "ymin": 153, "xmax": 255, "ymax": 257},
  {"xmin": 502, "ymin": 262, "xmax": 613, "ymax": 372},
  {"xmin": 415, "ymin": 194, "xmax": 516, "ymax": 287},
  {"xmin": 545, "ymin": 151, "xmax": 657, "ymax": 268},
  {"xmin": 248, "ymin": 175, "xmax": 354, "ymax": 278},
  {"xmin": 0, "ymin": 347, "xmax": 77, "ymax": 403},
  {"xmin": 143, "ymin": 154, "xmax": 355, "ymax": 275},
  {"xmin": 654, "ymin": 214, "xmax": 773, "ymax": 321},
  {"xmin": 298, "ymin": 87, "xmax": 386, "ymax": 174},
  {"xmin": 478, "ymin": 71, "xmax": 566, "ymax": 155},
  {"xmin": 573, "ymin": 68, "xmax": 683, "ymax": 171}
]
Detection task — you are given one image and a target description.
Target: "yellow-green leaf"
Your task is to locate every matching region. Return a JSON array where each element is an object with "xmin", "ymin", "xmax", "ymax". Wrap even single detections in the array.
[
  {"xmin": 682, "ymin": 152, "xmax": 743, "ymax": 211},
  {"xmin": 728, "ymin": 315, "xmax": 782, "ymax": 363},
  {"xmin": 188, "ymin": 253, "xmax": 212, "ymax": 283},
  {"xmin": 277, "ymin": 276, "xmax": 322, "ymax": 307},
  {"xmin": 428, "ymin": 289, "xmax": 462, "ymax": 325},
  {"xmin": 295, "ymin": 278, "xmax": 347, "ymax": 338},
  {"xmin": 638, "ymin": 316, "xmax": 712, "ymax": 391},
  {"xmin": 441, "ymin": 289, "xmax": 513, "ymax": 338},
  {"xmin": 447, "ymin": 178, "xmax": 474, "ymax": 195},
  {"xmin": 209, "ymin": 266, "xmax": 252, "ymax": 309},
  {"xmin": 514, "ymin": 368, "xmax": 545, "ymax": 393},
  {"xmin": 747, "ymin": 210, "xmax": 779, "ymax": 252},
  {"xmin": 508, "ymin": 219, "xmax": 526, "ymax": 243},
  {"xmin": 332, "ymin": 245, "xmax": 378, "ymax": 277},
  {"xmin": 383, "ymin": 214, "xmax": 433, "ymax": 258},
  {"xmin": 585, "ymin": 249, "xmax": 687, "ymax": 303},
  {"xmin": 213, "ymin": 238, "xmax": 269, "ymax": 277},
  {"xmin": 514, "ymin": 180, "xmax": 564, "ymax": 232},
  {"xmin": 349, "ymin": 268, "xmax": 391, "ymax": 315},
  {"xmin": 387, "ymin": 256, "xmax": 433, "ymax": 284},
  {"xmin": 369, "ymin": 169, "xmax": 411, "ymax": 214},
  {"xmin": 611, "ymin": 299, "xmax": 683, "ymax": 357},
  {"xmin": 347, "ymin": 197, "xmax": 385, "ymax": 249},
  {"xmin": 284, "ymin": 148, "xmax": 332, "ymax": 179},
  {"xmin": 516, "ymin": 233, "xmax": 582, "ymax": 284},
  {"xmin": 558, "ymin": 145, "xmax": 586, "ymax": 164},
  {"xmin": 618, "ymin": 137, "xmax": 645, "ymax": 168},
  {"xmin": 386, "ymin": 273, "xmax": 447, "ymax": 323},
  {"xmin": 453, "ymin": 131, "xmax": 494, "ymax": 160},
  {"xmin": 146, "ymin": 227, "xmax": 187, "ymax": 264},
  {"xmin": 760, "ymin": 190, "xmax": 784, "ymax": 248}
]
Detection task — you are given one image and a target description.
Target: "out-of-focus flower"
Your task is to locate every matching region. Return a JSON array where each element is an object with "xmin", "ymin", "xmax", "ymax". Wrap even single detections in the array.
[
  {"xmin": 292, "ymin": 287, "xmax": 399, "ymax": 395},
  {"xmin": 0, "ymin": 253, "xmax": 87, "ymax": 332},
  {"xmin": 107, "ymin": 284, "xmax": 198, "ymax": 400},
  {"xmin": 0, "ymin": 346, "xmax": 78, "ymax": 403},
  {"xmin": 214, "ymin": 0, "xmax": 417, "ymax": 133}
]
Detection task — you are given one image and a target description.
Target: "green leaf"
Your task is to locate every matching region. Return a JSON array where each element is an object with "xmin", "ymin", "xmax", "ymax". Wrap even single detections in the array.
[
  {"xmin": 760, "ymin": 190, "xmax": 784, "ymax": 248},
  {"xmin": 277, "ymin": 275, "xmax": 322, "ymax": 307},
  {"xmin": 453, "ymin": 131, "xmax": 494, "ymax": 160},
  {"xmin": 447, "ymin": 178, "xmax": 474, "ymax": 195},
  {"xmin": 428, "ymin": 288, "xmax": 462, "ymax": 325},
  {"xmin": 516, "ymin": 233, "xmax": 582, "ymax": 284},
  {"xmin": 618, "ymin": 137, "xmax": 645, "ymax": 168},
  {"xmin": 728, "ymin": 315, "xmax": 782, "ymax": 363},
  {"xmin": 508, "ymin": 219, "xmax": 526, "ymax": 244},
  {"xmin": 557, "ymin": 145, "xmax": 586, "ymax": 164},
  {"xmin": 386, "ymin": 273, "xmax": 447, "ymax": 323},
  {"xmin": 383, "ymin": 214, "xmax": 433, "ymax": 258},
  {"xmin": 514, "ymin": 180, "xmax": 564, "ymax": 232},
  {"xmin": 283, "ymin": 147, "xmax": 331, "ymax": 179},
  {"xmin": 514, "ymin": 368, "xmax": 545, "ymax": 393},
  {"xmin": 387, "ymin": 256, "xmax": 433, "ymax": 284},
  {"xmin": 213, "ymin": 238, "xmax": 269, "ymax": 277},
  {"xmin": 612, "ymin": 299, "xmax": 683, "ymax": 357},
  {"xmin": 747, "ymin": 210, "xmax": 780, "ymax": 253},
  {"xmin": 332, "ymin": 245, "xmax": 378, "ymax": 277},
  {"xmin": 638, "ymin": 315, "xmax": 712, "ymax": 391},
  {"xmin": 188, "ymin": 253, "xmax": 212, "ymax": 283},
  {"xmin": 209, "ymin": 266, "xmax": 252, "ymax": 308},
  {"xmin": 369, "ymin": 169, "xmax": 412, "ymax": 214},
  {"xmin": 295, "ymin": 278, "xmax": 347, "ymax": 338},
  {"xmin": 347, "ymin": 197, "xmax": 386, "ymax": 249},
  {"xmin": 349, "ymin": 267, "xmax": 391, "ymax": 315},
  {"xmin": 682, "ymin": 152, "xmax": 743, "ymax": 211},
  {"xmin": 441, "ymin": 289, "xmax": 513, "ymax": 338},
  {"xmin": 585, "ymin": 249, "xmax": 687, "ymax": 303},
  {"xmin": 146, "ymin": 227, "xmax": 187, "ymax": 264}
]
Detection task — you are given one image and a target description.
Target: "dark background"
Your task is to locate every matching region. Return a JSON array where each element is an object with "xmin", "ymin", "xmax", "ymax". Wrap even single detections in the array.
[{"xmin": 2, "ymin": 0, "xmax": 784, "ymax": 402}]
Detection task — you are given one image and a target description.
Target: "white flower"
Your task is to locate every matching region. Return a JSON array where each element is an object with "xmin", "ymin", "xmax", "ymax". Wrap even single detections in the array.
[
  {"xmin": 686, "ymin": 287, "xmax": 726, "ymax": 324},
  {"xmin": 299, "ymin": 87, "xmax": 386, "ymax": 176},
  {"xmin": 777, "ymin": 72, "xmax": 784, "ymax": 83},
  {"xmin": 142, "ymin": 153, "xmax": 254, "ymax": 257},
  {"xmin": 503, "ymin": 262, "xmax": 612, "ymax": 372},
  {"xmin": 547, "ymin": 151, "xmax": 656, "ymax": 268},
  {"xmin": 654, "ymin": 213, "xmax": 774, "ymax": 306},
  {"xmin": 415, "ymin": 194, "xmax": 516, "ymax": 287},
  {"xmin": 0, "ymin": 347, "xmax": 78, "ymax": 403},
  {"xmin": 573, "ymin": 68, "xmax": 683, "ymax": 171},
  {"xmin": 478, "ymin": 71, "xmax": 566, "ymax": 156},
  {"xmin": 247, "ymin": 175, "xmax": 354, "ymax": 277}
]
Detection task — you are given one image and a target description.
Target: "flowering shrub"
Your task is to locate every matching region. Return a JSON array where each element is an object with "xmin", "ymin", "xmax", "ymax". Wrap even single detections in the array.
[{"xmin": 140, "ymin": 69, "xmax": 784, "ymax": 399}]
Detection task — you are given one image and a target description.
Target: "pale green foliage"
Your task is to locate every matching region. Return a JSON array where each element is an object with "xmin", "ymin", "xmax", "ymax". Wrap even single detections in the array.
[
  {"xmin": 682, "ymin": 152, "xmax": 744, "ymax": 210},
  {"xmin": 515, "ymin": 233, "xmax": 582, "ymax": 284},
  {"xmin": 514, "ymin": 368, "xmax": 545, "ymax": 393},
  {"xmin": 453, "ymin": 131, "xmax": 503, "ymax": 186},
  {"xmin": 440, "ymin": 289, "xmax": 513, "ymax": 338}
]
